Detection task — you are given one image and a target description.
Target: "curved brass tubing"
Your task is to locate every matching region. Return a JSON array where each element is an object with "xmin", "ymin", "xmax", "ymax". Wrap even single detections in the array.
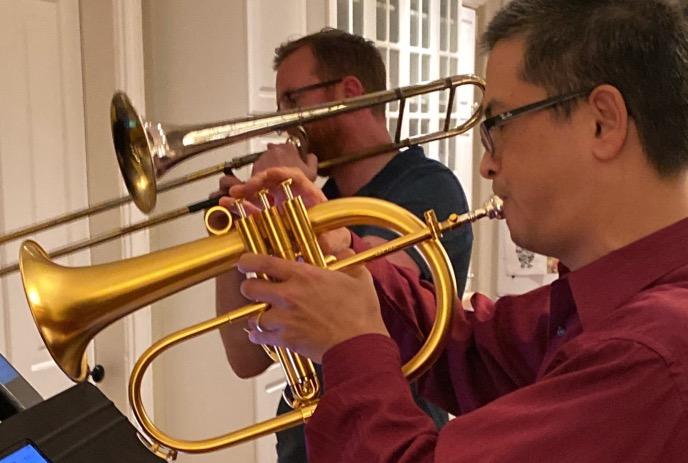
[{"xmin": 20, "ymin": 196, "xmax": 503, "ymax": 457}]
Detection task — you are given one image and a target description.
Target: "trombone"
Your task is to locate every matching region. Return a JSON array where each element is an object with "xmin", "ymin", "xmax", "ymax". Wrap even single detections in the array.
[{"xmin": 0, "ymin": 74, "xmax": 485, "ymax": 276}]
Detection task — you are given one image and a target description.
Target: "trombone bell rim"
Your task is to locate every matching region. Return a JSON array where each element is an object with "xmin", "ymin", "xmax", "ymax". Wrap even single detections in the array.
[{"xmin": 111, "ymin": 91, "xmax": 157, "ymax": 213}]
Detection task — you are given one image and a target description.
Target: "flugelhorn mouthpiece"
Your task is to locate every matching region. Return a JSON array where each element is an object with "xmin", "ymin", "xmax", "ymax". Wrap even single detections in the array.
[{"xmin": 483, "ymin": 196, "xmax": 504, "ymax": 220}]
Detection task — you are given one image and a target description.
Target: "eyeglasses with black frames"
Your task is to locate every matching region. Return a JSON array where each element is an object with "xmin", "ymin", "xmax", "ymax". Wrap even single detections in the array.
[
  {"xmin": 279, "ymin": 78, "xmax": 343, "ymax": 110},
  {"xmin": 480, "ymin": 88, "xmax": 593, "ymax": 154}
]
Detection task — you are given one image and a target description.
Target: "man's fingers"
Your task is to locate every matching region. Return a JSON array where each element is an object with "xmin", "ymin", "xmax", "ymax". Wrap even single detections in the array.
[
  {"xmin": 245, "ymin": 309, "xmax": 286, "ymax": 347},
  {"xmin": 219, "ymin": 174, "xmax": 242, "ymax": 191},
  {"xmin": 246, "ymin": 309, "xmax": 280, "ymax": 333},
  {"xmin": 240, "ymin": 278, "xmax": 292, "ymax": 308},
  {"xmin": 331, "ymin": 248, "xmax": 373, "ymax": 280},
  {"xmin": 219, "ymin": 194, "xmax": 261, "ymax": 215},
  {"xmin": 246, "ymin": 325, "xmax": 283, "ymax": 349},
  {"xmin": 304, "ymin": 153, "xmax": 318, "ymax": 171},
  {"xmin": 335, "ymin": 248, "xmax": 356, "ymax": 260},
  {"xmin": 237, "ymin": 253, "xmax": 302, "ymax": 282},
  {"xmin": 218, "ymin": 196, "xmax": 235, "ymax": 209},
  {"xmin": 252, "ymin": 167, "xmax": 302, "ymax": 189},
  {"xmin": 230, "ymin": 167, "xmax": 323, "ymax": 203}
]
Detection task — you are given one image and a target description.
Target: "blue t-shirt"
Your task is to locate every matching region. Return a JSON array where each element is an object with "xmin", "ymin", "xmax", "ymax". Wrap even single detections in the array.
[
  {"xmin": 324, "ymin": 145, "xmax": 473, "ymax": 295},
  {"xmin": 275, "ymin": 145, "xmax": 473, "ymax": 462}
]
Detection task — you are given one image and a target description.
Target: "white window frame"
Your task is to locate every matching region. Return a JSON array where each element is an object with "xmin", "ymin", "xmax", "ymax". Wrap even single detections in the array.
[{"xmin": 332, "ymin": 0, "xmax": 480, "ymax": 206}]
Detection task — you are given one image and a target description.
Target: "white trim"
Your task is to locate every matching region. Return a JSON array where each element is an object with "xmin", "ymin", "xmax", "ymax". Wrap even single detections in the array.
[
  {"xmin": 463, "ymin": 0, "xmax": 490, "ymax": 8},
  {"xmin": 362, "ymin": 0, "xmax": 376, "ymax": 38},
  {"xmin": 327, "ymin": 0, "xmax": 338, "ymax": 26},
  {"xmin": 57, "ymin": 0, "xmax": 97, "ymax": 381},
  {"xmin": 247, "ymin": 0, "xmax": 308, "ymax": 114},
  {"xmin": 111, "ymin": 0, "xmax": 153, "ymax": 419},
  {"xmin": 57, "ymin": 0, "xmax": 89, "ymax": 224}
]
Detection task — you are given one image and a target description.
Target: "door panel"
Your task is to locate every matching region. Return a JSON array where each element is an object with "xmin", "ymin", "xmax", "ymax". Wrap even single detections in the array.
[{"xmin": 0, "ymin": 0, "xmax": 89, "ymax": 399}]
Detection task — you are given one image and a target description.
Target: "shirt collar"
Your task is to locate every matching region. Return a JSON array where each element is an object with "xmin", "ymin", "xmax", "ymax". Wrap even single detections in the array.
[{"xmin": 567, "ymin": 217, "xmax": 688, "ymax": 329}]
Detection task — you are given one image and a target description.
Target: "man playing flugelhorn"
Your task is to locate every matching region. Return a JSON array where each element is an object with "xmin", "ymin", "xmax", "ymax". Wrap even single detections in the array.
[{"xmin": 228, "ymin": 1, "xmax": 688, "ymax": 461}]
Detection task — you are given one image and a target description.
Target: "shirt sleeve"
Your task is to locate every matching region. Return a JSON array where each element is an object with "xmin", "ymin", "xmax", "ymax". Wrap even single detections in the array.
[
  {"xmin": 306, "ymin": 334, "xmax": 685, "ymax": 463},
  {"xmin": 355, "ymin": 232, "xmax": 551, "ymax": 413}
]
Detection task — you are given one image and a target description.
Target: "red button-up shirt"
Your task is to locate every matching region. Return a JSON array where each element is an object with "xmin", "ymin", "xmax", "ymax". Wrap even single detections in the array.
[{"xmin": 305, "ymin": 218, "xmax": 688, "ymax": 462}]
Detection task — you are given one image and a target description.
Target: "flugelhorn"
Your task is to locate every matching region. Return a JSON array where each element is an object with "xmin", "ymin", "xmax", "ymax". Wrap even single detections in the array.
[{"xmin": 20, "ymin": 184, "xmax": 503, "ymax": 459}]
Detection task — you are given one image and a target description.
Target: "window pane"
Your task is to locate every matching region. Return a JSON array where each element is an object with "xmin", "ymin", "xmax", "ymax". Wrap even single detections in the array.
[
  {"xmin": 377, "ymin": 0, "xmax": 388, "ymax": 41},
  {"xmin": 353, "ymin": 0, "xmax": 363, "ymax": 35},
  {"xmin": 390, "ymin": 49, "xmax": 399, "ymax": 111},
  {"xmin": 450, "ymin": 1, "xmax": 458, "ymax": 52},
  {"xmin": 337, "ymin": 0, "xmax": 349, "ymax": 31},
  {"xmin": 422, "ymin": 56, "xmax": 429, "ymax": 111},
  {"xmin": 448, "ymin": 145, "xmax": 456, "ymax": 170},
  {"xmin": 410, "ymin": 118, "xmax": 419, "ymax": 136},
  {"xmin": 377, "ymin": 46, "xmax": 388, "ymax": 69},
  {"xmin": 410, "ymin": 0, "xmax": 419, "ymax": 47},
  {"xmin": 410, "ymin": 53, "xmax": 419, "ymax": 112},
  {"xmin": 440, "ymin": 142, "xmax": 448, "ymax": 165},
  {"xmin": 422, "ymin": 0, "xmax": 430, "ymax": 48},
  {"xmin": 440, "ymin": 0, "xmax": 449, "ymax": 51},
  {"xmin": 390, "ymin": 0, "xmax": 399, "ymax": 42}
]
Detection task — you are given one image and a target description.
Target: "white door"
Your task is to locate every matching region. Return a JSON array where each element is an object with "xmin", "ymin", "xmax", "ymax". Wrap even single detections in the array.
[{"xmin": 0, "ymin": 0, "xmax": 90, "ymax": 399}]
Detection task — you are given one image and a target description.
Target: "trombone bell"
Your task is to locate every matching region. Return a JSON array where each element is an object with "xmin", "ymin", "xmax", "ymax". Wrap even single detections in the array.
[{"xmin": 111, "ymin": 92, "xmax": 157, "ymax": 213}]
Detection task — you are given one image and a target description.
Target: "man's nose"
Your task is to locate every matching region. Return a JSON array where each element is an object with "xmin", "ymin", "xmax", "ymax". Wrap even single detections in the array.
[{"xmin": 479, "ymin": 150, "xmax": 499, "ymax": 179}]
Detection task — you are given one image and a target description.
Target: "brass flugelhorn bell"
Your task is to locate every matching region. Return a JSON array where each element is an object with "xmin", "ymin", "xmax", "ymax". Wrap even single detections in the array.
[{"xmin": 19, "ymin": 188, "xmax": 503, "ymax": 458}]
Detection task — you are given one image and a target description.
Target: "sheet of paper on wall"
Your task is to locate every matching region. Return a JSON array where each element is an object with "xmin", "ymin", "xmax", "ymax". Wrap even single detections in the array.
[{"xmin": 499, "ymin": 222, "xmax": 548, "ymax": 277}]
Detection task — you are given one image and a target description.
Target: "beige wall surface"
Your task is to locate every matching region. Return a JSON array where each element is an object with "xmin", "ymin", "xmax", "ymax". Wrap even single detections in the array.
[{"xmin": 143, "ymin": 1, "xmax": 254, "ymax": 462}]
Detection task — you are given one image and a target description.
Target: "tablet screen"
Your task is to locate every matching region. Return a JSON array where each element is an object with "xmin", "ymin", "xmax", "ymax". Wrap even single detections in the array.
[{"xmin": 0, "ymin": 442, "xmax": 50, "ymax": 463}]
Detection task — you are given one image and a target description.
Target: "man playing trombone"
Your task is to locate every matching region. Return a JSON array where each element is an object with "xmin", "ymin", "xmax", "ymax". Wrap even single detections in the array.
[
  {"xmin": 213, "ymin": 29, "xmax": 474, "ymax": 462},
  {"xmin": 228, "ymin": 1, "xmax": 688, "ymax": 461}
]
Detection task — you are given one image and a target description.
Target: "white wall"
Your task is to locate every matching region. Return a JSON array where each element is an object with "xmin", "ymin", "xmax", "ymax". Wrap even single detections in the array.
[
  {"xmin": 142, "ymin": 1, "xmax": 255, "ymax": 462},
  {"xmin": 80, "ymin": 0, "xmax": 146, "ymax": 413}
]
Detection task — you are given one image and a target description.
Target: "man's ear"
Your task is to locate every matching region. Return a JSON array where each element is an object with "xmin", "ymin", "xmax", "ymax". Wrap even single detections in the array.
[
  {"xmin": 340, "ymin": 75, "xmax": 365, "ymax": 98},
  {"xmin": 588, "ymin": 84, "xmax": 629, "ymax": 161}
]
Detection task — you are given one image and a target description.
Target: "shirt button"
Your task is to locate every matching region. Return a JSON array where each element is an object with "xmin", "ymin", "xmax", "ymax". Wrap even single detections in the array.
[{"xmin": 556, "ymin": 326, "xmax": 566, "ymax": 337}]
